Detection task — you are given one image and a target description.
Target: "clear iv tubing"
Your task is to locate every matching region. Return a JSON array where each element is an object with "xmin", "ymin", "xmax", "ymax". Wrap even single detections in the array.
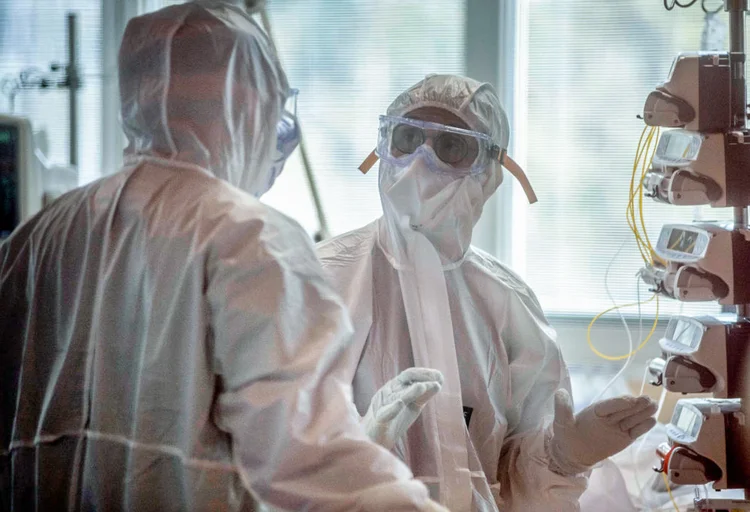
[
  {"xmin": 591, "ymin": 238, "xmax": 638, "ymax": 404},
  {"xmin": 632, "ymin": 374, "xmax": 668, "ymax": 512},
  {"xmin": 631, "ymin": 291, "xmax": 672, "ymax": 511},
  {"xmin": 632, "ymin": 365, "xmax": 653, "ymax": 510},
  {"xmin": 593, "ymin": 259, "xmax": 669, "ymax": 511},
  {"xmin": 632, "ymin": 300, "xmax": 683, "ymax": 511},
  {"xmin": 586, "ymin": 126, "xmax": 661, "ymax": 373}
]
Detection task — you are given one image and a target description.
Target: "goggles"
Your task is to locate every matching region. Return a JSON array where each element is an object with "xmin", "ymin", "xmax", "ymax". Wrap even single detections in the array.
[
  {"xmin": 359, "ymin": 114, "xmax": 537, "ymax": 204},
  {"xmin": 274, "ymin": 88, "xmax": 299, "ymax": 162},
  {"xmin": 376, "ymin": 115, "xmax": 499, "ymax": 176}
]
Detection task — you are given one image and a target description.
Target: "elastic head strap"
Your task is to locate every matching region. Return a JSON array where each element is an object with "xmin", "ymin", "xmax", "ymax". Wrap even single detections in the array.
[
  {"xmin": 500, "ymin": 153, "xmax": 538, "ymax": 204},
  {"xmin": 359, "ymin": 149, "xmax": 379, "ymax": 174}
]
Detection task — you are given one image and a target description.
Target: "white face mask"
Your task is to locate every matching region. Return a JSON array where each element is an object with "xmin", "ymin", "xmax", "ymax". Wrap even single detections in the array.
[{"xmin": 378, "ymin": 148, "xmax": 493, "ymax": 263}]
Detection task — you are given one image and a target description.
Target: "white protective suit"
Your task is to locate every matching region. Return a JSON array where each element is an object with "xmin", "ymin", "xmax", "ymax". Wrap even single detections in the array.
[
  {"xmin": 317, "ymin": 75, "xmax": 589, "ymax": 511},
  {"xmin": 0, "ymin": 3, "xmax": 443, "ymax": 511}
]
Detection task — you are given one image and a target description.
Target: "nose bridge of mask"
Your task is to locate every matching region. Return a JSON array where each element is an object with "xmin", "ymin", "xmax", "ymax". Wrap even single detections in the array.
[{"xmin": 402, "ymin": 144, "xmax": 456, "ymax": 175}]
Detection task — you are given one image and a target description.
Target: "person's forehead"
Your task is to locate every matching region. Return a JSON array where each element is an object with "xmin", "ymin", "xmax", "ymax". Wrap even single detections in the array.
[{"xmin": 404, "ymin": 107, "xmax": 470, "ymax": 130}]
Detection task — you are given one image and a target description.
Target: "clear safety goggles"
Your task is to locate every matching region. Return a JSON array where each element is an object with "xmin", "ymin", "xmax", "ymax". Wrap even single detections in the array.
[
  {"xmin": 274, "ymin": 88, "xmax": 299, "ymax": 162},
  {"xmin": 375, "ymin": 115, "xmax": 499, "ymax": 176},
  {"xmin": 359, "ymin": 115, "xmax": 538, "ymax": 204}
]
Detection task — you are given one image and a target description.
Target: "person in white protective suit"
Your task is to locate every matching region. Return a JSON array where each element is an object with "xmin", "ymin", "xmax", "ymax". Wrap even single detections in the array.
[
  {"xmin": 0, "ymin": 3, "xmax": 450, "ymax": 511},
  {"xmin": 316, "ymin": 74, "xmax": 659, "ymax": 512}
]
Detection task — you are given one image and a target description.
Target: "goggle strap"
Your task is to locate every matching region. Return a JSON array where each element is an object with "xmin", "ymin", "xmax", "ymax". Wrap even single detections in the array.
[
  {"xmin": 501, "ymin": 153, "xmax": 538, "ymax": 204},
  {"xmin": 359, "ymin": 149, "xmax": 379, "ymax": 174}
]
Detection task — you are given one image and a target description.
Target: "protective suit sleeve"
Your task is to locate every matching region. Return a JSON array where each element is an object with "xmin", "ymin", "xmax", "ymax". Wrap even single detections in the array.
[
  {"xmin": 495, "ymin": 289, "xmax": 588, "ymax": 512},
  {"xmin": 207, "ymin": 209, "xmax": 437, "ymax": 511}
]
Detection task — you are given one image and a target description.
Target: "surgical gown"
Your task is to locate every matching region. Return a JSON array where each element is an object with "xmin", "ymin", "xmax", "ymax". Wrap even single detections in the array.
[
  {"xmin": 317, "ymin": 75, "xmax": 589, "ymax": 511},
  {"xmin": 0, "ymin": 3, "xmax": 436, "ymax": 511}
]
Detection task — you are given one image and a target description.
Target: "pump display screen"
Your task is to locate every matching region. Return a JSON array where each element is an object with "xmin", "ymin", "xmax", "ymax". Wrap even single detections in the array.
[
  {"xmin": 667, "ymin": 228, "xmax": 700, "ymax": 255},
  {"xmin": 0, "ymin": 125, "xmax": 19, "ymax": 238},
  {"xmin": 664, "ymin": 136, "xmax": 690, "ymax": 160},
  {"xmin": 655, "ymin": 131, "xmax": 701, "ymax": 163},
  {"xmin": 670, "ymin": 318, "xmax": 703, "ymax": 349},
  {"xmin": 675, "ymin": 406, "xmax": 700, "ymax": 437}
]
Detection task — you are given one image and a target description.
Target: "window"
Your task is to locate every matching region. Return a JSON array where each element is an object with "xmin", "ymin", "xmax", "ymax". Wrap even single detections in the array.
[
  {"xmin": 261, "ymin": 0, "xmax": 467, "ymax": 236},
  {"xmin": 153, "ymin": 1, "xmax": 730, "ymax": 323},
  {"xmin": 513, "ymin": 0, "xmax": 734, "ymax": 317},
  {"xmin": 157, "ymin": 1, "xmax": 467, "ymax": 237},
  {"xmin": 0, "ymin": 1, "xmax": 103, "ymax": 186}
]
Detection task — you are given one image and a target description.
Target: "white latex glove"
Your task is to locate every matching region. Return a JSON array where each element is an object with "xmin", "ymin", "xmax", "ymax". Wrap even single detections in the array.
[
  {"xmin": 363, "ymin": 367, "xmax": 444, "ymax": 450},
  {"xmin": 547, "ymin": 389, "xmax": 658, "ymax": 476}
]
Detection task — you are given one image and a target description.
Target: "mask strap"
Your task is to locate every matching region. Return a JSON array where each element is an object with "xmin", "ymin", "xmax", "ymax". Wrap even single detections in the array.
[
  {"xmin": 359, "ymin": 149, "xmax": 379, "ymax": 174},
  {"xmin": 500, "ymin": 153, "xmax": 538, "ymax": 204}
]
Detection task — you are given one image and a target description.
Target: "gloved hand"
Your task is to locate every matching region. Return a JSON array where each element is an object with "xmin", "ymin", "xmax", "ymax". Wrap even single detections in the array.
[
  {"xmin": 547, "ymin": 388, "xmax": 658, "ymax": 476},
  {"xmin": 362, "ymin": 367, "xmax": 444, "ymax": 450}
]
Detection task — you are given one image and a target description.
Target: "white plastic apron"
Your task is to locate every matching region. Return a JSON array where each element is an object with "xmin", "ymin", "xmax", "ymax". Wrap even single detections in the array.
[{"xmin": 397, "ymin": 229, "xmax": 473, "ymax": 511}]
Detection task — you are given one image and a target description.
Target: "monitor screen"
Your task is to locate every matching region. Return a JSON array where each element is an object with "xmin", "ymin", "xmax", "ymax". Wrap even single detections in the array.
[
  {"xmin": 656, "ymin": 131, "xmax": 700, "ymax": 163},
  {"xmin": 0, "ymin": 125, "xmax": 19, "ymax": 238},
  {"xmin": 675, "ymin": 406, "xmax": 699, "ymax": 436},
  {"xmin": 670, "ymin": 318, "xmax": 703, "ymax": 349},
  {"xmin": 667, "ymin": 227, "xmax": 700, "ymax": 255}
]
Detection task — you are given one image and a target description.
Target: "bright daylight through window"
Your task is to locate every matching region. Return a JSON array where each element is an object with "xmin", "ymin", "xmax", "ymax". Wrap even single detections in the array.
[{"xmin": 515, "ymin": 0, "xmax": 734, "ymax": 317}]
